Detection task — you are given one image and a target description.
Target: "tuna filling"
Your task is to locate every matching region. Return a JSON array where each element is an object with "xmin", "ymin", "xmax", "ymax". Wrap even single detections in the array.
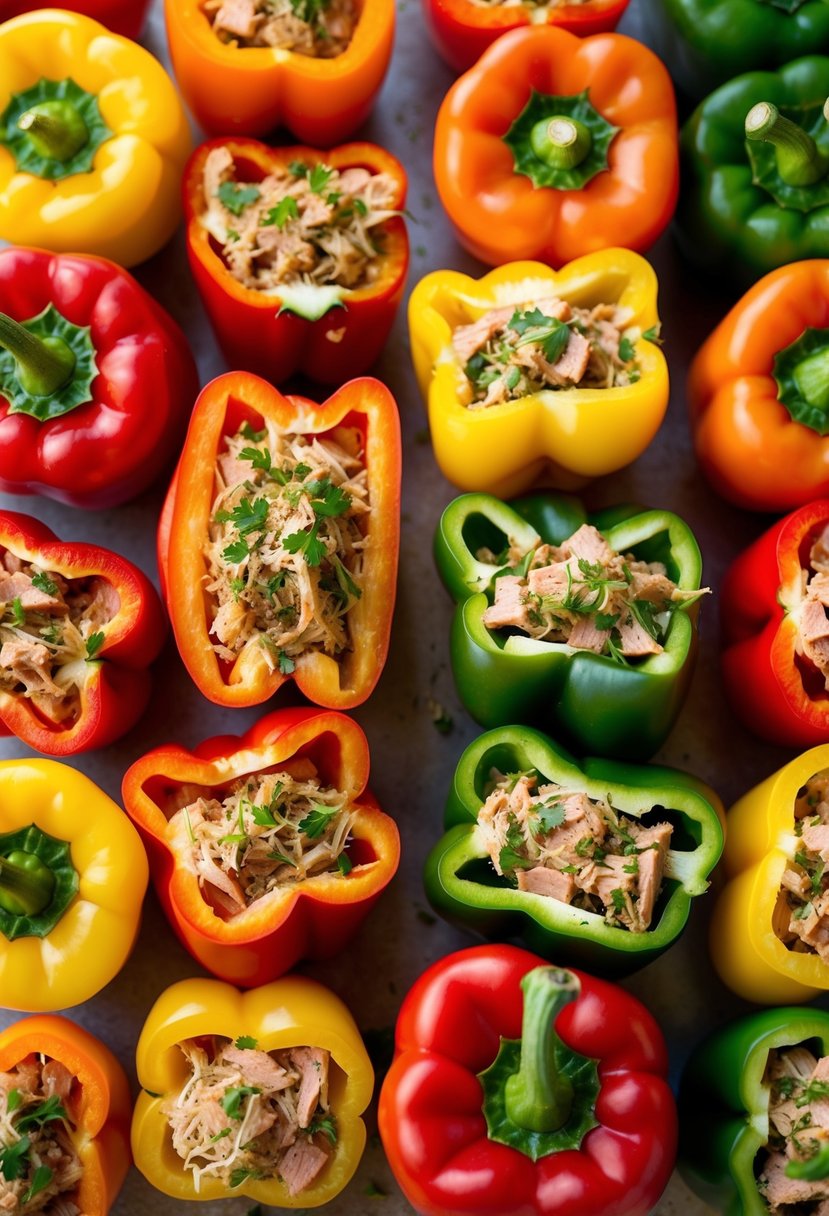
[
  {"xmin": 774, "ymin": 771, "xmax": 829, "ymax": 959},
  {"xmin": 477, "ymin": 770, "xmax": 673, "ymax": 932},
  {"xmin": 204, "ymin": 0, "xmax": 357, "ymax": 56},
  {"xmin": 164, "ymin": 1037, "xmax": 335, "ymax": 1195},
  {"xmin": 757, "ymin": 1045, "xmax": 829, "ymax": 1214},
  {"xmin": 0, "ymin": 1053, "xmax": 82, "ymax": 1216},
  {"xmin": 794, "ymin": 523, "xmax": 829, "ymax": 693}
]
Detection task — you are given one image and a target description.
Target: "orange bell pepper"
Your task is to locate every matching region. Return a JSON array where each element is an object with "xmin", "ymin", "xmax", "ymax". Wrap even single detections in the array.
[
  {"xmin": 433, "ymin": 25, "xmax": 678, "ymax": 268},
  {"xmin": 164, "ymin": 0, "xmax": 394, "ymax": 143}
]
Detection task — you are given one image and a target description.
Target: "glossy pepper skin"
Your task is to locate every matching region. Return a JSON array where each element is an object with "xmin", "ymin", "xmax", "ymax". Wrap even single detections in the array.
[
  {"xmin": 0, "ymin": 511, "xmax": 165, "ymax": 755},
  {"xmin": 185, "ymin": 138, "xmax": 409, "ymax": 386},
  {"xmin": 425, "ymin": 726, "xmax": 724, "ymax": 977},
  {"xmin": 433, "ymin": 26, "xmax": 678, "ymax": 268},
  {"xmin": 158, "ymin": 372, "xmax": 400, "ymax": 711},
  {"xmin": 679, "ymin": 1008, "xmax": 829, "ymax": 1215},
  {"xmin": 0, "ymin": 247, "xmax": 197, "ymax": 508},
  {"xmin": 132, "ymin": 975, "xmax": 374, "ymax": 1205},
  {"xmin": 378, "ymin": 944, "xmax": 677, "ymax": 1216},
  {"xmin": 0, "ymin": 1015, "xmax": 131, "ymax": 1214},
  {"xmin": 720, "ymin": 501, "xmax": 829, "ymax": 747},
  {"xmin": 0, "ymin": 1, "xmax": 151, "ymax": 38},
  {"xmin": 0, "ymin": 759, "xmax": 148, "ymax": 1011},
  {"xmin": 122, "ymin": 708, "xmax": 401, "ymax": 987},
  {"xmin": 410, "ymin": 253, "xmax": 667, "ymax": 497},
  {"xmin": 164, "ymin": 0, "xmax": 394, "ymax": 143},
  {"xmin": 0, "ymin": 11, "xmax": 191, "ymax": 267},
  {"xmin": 435, "ymin": 492, "xmax": 705, "ymax": 759},
  {"xmin": 710, "ymin": 744, "xmax": 829, "ymax": 1004}
]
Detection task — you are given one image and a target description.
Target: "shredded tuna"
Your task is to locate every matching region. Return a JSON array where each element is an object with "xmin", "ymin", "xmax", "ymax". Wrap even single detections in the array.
[
  {"xmin": 795, "ymin": 525, "xmax": 829, "ymax": 691},
  {"xmin": 204, "ymin": 0, "xmax": 357, "ymax": 54},
  {"xmin": 0, "ymin": 1053, "xmax": 82, "ymax": 1215},
  {"xmin": 758, "ymin": 1046, "xmax": 829, "ymax": 1213},
  {"xmin": 774, "ymin": 770, "xmax": 829, "ymax": 960}
]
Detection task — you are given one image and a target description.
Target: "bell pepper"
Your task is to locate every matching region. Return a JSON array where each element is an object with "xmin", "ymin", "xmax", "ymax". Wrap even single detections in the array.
[
  {"xmin": 164, "ymin": 0, "xmax": 394, "ymax": 144},
  {"xmin": 422, "ymin": 0, "xmax": 630, "ymax": 75},
  {"xmin": 0, "ymin": 1, "xmax": 151, "ymax": 39},
  {"xmin": 678, "ymin": 57, "xmax": 829, "ymax": 287},
  {"xmin": 184, "ymin": 137, "xmax": 409, "ymax": 386},
  {"xmin": 424, "ymin": 725, "xmax": 724, "ymax": 977},
  {"xmin": 433, "ymin": 26, "xmax": 678, "ymax": 268},
  {"xmin": 679, "ymin": 1007, "xmax": 829, "ymax": 1216},
  {"xmin": 0, "ymin": 758, "xmax": 148, "ymax": 1011},
  {"xmin": 720, "ymin": 501, "xmax": 829, "ymax": 747},
  {"xmin": 157, "ymin": 371, "xmax": 400, "ymax": 710},
  {"xmin": 0, "ymin": 247, "xmax": 197, "ymax": 508},
  {"xmin": 409, "ymin": 253, "xmax": 667, "ymax": 497},
  {"xmin": 378, "ymin": 944, "xmax": 676, "ymax": 1216},
  {"xmin": 710, "ymin": 743, "xmax": 829, "ymax": 1003},
  {"xmin": 434, "ymin": 492, "xmax": 705, "ymax": 759},
  {"xmin": 0, "ymin": 1014, "xmax": 131, "ymax": 1215},
  {"xmin": 132, "ymin": 974, "xmax": 374, "ymax": 1205},
  {"xmin": 0, "ymin": 10, "xmax": 192, "ymax": 268},
  {"xmin": 0, "ymin": 510, "xmax": 166, "ymax": 756},
  {"xmin": 121, "ymin": 707, "xmax": 400, "ymax": 987}
]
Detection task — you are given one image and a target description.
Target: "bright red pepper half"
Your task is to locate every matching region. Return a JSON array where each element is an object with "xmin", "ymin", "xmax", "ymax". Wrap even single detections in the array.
[
  {"xmin": 378, "ymin": 944, "xmax": 676, "ymax": 1216},
  {"xmin": 0, "ymin": 1, "xmax": 150, "ymax": 38}
]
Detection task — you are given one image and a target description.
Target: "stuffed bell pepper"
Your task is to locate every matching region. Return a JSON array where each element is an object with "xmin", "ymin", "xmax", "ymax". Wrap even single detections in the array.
[
  {"xmin": 0, "ymin": 10, "xmax": 191, "ymax": 267},
  {"xmin": 164, "ymin": 0, "xmax": 394, "ymax": 143},
  {"xmin": 132, "ymin": 975, "xmax": 373, "ymax": 1205},
  {"xmin": 678, "ymin": 57, "xmax": 829, "ymax": 286},
  {"xmin": 0, "ymin": 759, "xmax": 148, "ymax": 1011},
  {"xmin": 378, "ymin": 944, "xmax": 677, "ymax": 1216},
  {"xmin": 0, "ymin": 0, "xmax": 151, "ymax": 38},
  {"xmin": 433, "ymin": 26, "xmax": 678, "ymax": 268},
  {"xmin": 435, "ymin": 492, "xmax": 707, "ymax": 758},
  {"xmin": 185, "ymin": 137, "xmax": 408, "ymax": 385},
  {"xmin": 680, "ymin": 1007, "xmax": 829, "ymax": 1215},
  {"xmin": 0, "ymin": 1015, "xmax": 131, "ymax": 1216},
  {"xmin": 409, "ymin": 254, "xmax": 668, "ymax": 497},
  {"xmin": 158, "ymin": 372, "xmax": 400, "ymax": 710},
  {"xmin": 425, "ymin": 726, "xmax": 724, "ymax": 976},
  {"xmin": 122, "ymin": 708, "xmax": 400, "ymax": 987}
]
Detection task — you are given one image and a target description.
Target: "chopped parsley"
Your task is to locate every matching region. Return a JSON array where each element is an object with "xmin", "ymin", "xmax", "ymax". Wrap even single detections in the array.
[
  {"xmin": 299, "ymin": 803, "xmax": 341, "ymax": 839},
  {"xmin": 263, "ymin": 197, "xmax": 299, "ymax": 229},
  {"xmin": 217, "ymin": 181, "xmax": 262, "ymax": 216},
  {"xmin": 31, "ymin": 571, "xmax": 58, "ymax": 595},
  {"xmin": 221, "ymin": 1086, "xmax": 262, "ymax": 1120},
  {"xmin": 85, "ymin": 631, "xmax": 105, "ymax": 660}
]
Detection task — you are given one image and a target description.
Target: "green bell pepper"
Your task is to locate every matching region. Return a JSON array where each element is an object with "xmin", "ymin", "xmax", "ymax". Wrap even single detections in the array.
[
  {"xmin": 423, "ymin": 725, "xmax": 724, "ymax": 977},
  {"xmin": 434, "ymin": 492, "xmax": 705, "ymax": 760},
  {"xmin": 678, "ymin": 56, "xmax": 829, "ymax": 287},
  {"xmin": 680, "ymin": 1008, "xmax": 829, "ymax": 1215}
]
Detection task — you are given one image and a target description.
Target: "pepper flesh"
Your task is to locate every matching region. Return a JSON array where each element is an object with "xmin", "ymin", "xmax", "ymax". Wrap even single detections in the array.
[{"xmin": 0, "ymin": 1, "xmax": 151, "ymax": 37}]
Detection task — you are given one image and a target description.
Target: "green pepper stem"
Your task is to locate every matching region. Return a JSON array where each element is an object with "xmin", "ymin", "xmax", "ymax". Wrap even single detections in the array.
[
  {"xmin": 745, "ymin": 100, "xmax": 829, "ymax": 186},
  {"xmin": 17, "ymin": 100, "xmax": 89, "ymax": 163},
  {"xmin": 794, "ymin": 347, "xmax": 829, "ymax": 411},
  {"xmin": 503, "ymin": 967, "xmax": 579, "ymax": 1133},
  {"xmin": 0, "ymin": 313, "xmax": 76, "ymax": 398},
  {"xmin": 529, "ymin": 116, "xmax": 593, "ymax": 171},
  {"xmin": 0, "ymin": 852, "xmax": 55, "ymax": 917}
]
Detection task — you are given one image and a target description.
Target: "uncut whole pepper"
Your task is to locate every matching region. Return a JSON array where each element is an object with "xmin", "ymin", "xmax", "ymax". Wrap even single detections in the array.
[{"xmin": 0, "ymin": 0, "xmax": 151, "ymax": 38}]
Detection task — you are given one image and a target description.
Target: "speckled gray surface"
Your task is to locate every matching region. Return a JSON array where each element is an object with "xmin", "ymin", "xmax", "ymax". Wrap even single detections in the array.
[{"xmin": 0, "ymin": 2, "xmax": 805, "ymax": 1213}]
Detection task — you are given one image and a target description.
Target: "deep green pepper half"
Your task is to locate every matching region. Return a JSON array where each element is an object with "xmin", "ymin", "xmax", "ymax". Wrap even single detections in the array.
[
  {"xmin": 434, "ymin": 492, "xmax": 705, "ymax": 760},
  {"xmin": 423, "ymin": 725, "xmax": 724, "ymax": 977},
  {"xmin": 679, "ymin": 1008, "xmax": 829, "ymax": 1215}
]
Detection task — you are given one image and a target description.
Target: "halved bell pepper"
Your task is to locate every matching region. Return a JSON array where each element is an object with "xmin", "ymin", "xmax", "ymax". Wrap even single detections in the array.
[
  {"xmin": 0, "ymin": 1014, "xmax": 131, "ymax": 1215},
  {"xmin": 164, "ymin": 0, "xmax": 394, "ymax": 143},
  {"xmin": 0, "ymin": 10, "xmax": 191, "ymax": 267},
  {"xmin": 0, "ymin": 1, "xmax": 151, "ymax": 38},
  {"xmin": 721, "ymin": 501, "xmax": 829, "ymax": 747},
  {"xmin": 409, "ymin": 253, "xmax": 668, "ymax": 497},
  {"xmin": 184, "ymin": 138, "xmax": 409, "ymax": 385},
  {"xmin": 122, "ymin": 707, "xmax": 400, "ymax": 987},
  {"xmin": 679, "ymin": 1007, "xmax": 829, "ymax": 1216},
  {"xmin": 435, "ymin": 492, "xmax": 705, "ymax": 759},
  {"xmin": 0, "ymin": 758, "xmax": 148, "ymax": 1011},
  {"xmin": 424, "ymin": 725, "xmax": 724, "ymax": 977},
  {"xmin": 433, "ymin": 26, "xmax": 678, "ymax": 267},
  {"xmin": 378, "ymin": 944, "xmax": 677, "ymax": 1216},
  {"xmin": 132, "ymin": 975, "xmax": 374, "ymax": 1205},
  {"xmin": 157, "ymin": 372, "xmax": 400, "ymax": 710}
]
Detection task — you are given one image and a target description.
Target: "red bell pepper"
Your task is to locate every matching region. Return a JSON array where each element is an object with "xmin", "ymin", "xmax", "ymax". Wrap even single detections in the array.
[
  {"xmin": 0, "ymin": 510, "xmax": 165, "ymax": 755},
  {"xmin": 0, "ymin": 247, "xmax": 198, "ymax": 509},
  {"xmin": 121, "ymin": 707, "xmax": 400, "ymax": 987},
  {"xmin": 0, "ymin": 1, "xmax": 151, "ymax": 38},
  {"xmin": 184, "ymin": 138, "xmax": 409, "ymax": 385},
  {"xmin": 378, "ymin": 943, "xmax": 676, "ymax": 1216},
  {"xmin": 721, "ymin": 499, "xmax": 829, "ymax": 747}
]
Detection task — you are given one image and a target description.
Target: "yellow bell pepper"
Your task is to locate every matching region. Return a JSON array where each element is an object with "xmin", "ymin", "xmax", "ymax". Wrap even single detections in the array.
[
  {"xmin": 409, "ymin": 250, "xmax": 668, "ymax": 498},
  {"xmin": 0, "ymin": 758, "xmax": 148, "ymax": 1012},
  {"xmin": 0, "ymin": 10, "xmax": 192, "ymax": 267},
  {"xmin": 710, "ymin": 744, "xmax": 829, "ymax": 1005},
  {"xmin": 132, "ymin": 975, "xmax": 374, "ymax": 1207}
]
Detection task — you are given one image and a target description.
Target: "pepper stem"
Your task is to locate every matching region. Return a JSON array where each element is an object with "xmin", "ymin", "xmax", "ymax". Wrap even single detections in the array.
[
  {"xmin": 17, "ymin": 100, "xmax": 89, "ymax": 163},
  {"xmin": 503, "ymin": 967, "xmax": 579, "ymax": 1133},
  {"xmin": 745, "ymin": 101, "xmax": 829, "ymax": 186},
  {"xmin": 0, "ymin": 852, "xmax": 55, "ymax": 918},
  {"xmin": 530, "ymin": 116, "xmax": 593, "ymax": 171},
  {"xmin": 794, "ymin": 348, "xmax": 829, "ymax": 411},
  {"xmin": 0, "ymin": 313, "xmax": 76, "ymax": 398}
]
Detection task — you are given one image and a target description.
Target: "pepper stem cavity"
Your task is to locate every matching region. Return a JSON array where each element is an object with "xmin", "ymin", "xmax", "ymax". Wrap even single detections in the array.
[
  {"xmin": 503, "ymin": 967, "xmax": 580, "ymax": 1133},
  {"xmin": 0, "ymin": 852, "xmax": 56, "ymax": 918},
  {"xmin": 17, "ymin": 100, "xmax": 89, "ymax": 163},
  {"xmin": 0, "ymin": 312, "xmax": 76, "ymax": 398},
  {"xmin": 745, "ymin": 101, "xmax": 829, "ymax": 186},
  {"xmin": 530, "ymin": 117, "xmax": 593, "ymax": 171}
]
